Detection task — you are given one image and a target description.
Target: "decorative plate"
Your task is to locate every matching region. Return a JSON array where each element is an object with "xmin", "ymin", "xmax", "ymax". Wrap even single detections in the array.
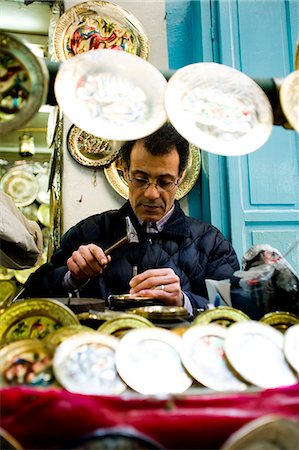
[
  {"xmin": 36, "ymin": 172, "xmax": 50, "ymax": 205},
  {"xmin": 115, "ymin": 327, "xmax": 193, "ymax": 395},
  {"xmin": 0, "ymin": 339, "xmax": 54, "ymax": 387},
  {"xmin": 53, "ymin": 332, "xmax": 127, "ymax": 395},
  {"xmin": 0, "ymin": 31, "xmax": 49, "ymax": 135},
  {"xmin": 53, "ymin": 0, "xmax": 149, "ymax": 61},
  {"xmin": 193, "ymin": 306, "xmax": 250, "ymax": 328},
  {"xmin": 165, "ymin": 62, "xmax": 273, "ymax": 156},
  {"xmin": 0, "ymin": 169, "xmax": 39, "ymax": 207},
  {"xmin": 295, "ymin": 38, "xmax": 299, "ymax": 71},
  {"xmin": 279, "ymin": 70, "xmax": 299, "ymax": 132},
  {"xmin": 37, "ymin": 203, "xmax": 50, "ymax": 227},
  {"xmin": 260, "ymin": 311, "xmax": 299, "ymax": 334},
  {"xmin": 224, "ymin": 321, "xmax": 297, "ymax": 389},
  {"xmin": 181, "ymin": 324, "xmax": 248, "ymax": 391},
  {"xmin": 43, "ymin": 325, "xmax": 96, "ymax": 353},
  {"xmin": 67, "ymin": 124, "xmax": 121, "ymax": 167},
  {"xmin": 54, "ymin": 49, "xmax": 167, "ymax": 140},
  {"xmin": 0, "ymin": 298, "xmax": 80, "ymax": 345},
  {"xmin": 284, "ymin": 324, "xmax": 299, "ymax": 374},
  {"xmin": 126, "ymin": 305, "xmax": 189, "ymax": 321},
  {"xmin": 104, "ymin": 143, "xmax": 201, "ymax": 200},
  {"xmin": 97, "ymin": 315, "xmax": 154, "ymax": 338}
]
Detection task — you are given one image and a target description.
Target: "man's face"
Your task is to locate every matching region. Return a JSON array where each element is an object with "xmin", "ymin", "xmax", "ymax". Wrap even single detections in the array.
[{"xmin": 124, "ymin": 140, "xmax": 182, "ymax": 222}]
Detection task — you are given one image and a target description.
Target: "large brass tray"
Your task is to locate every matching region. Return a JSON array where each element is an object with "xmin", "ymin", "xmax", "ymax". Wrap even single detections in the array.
[{"xmin": 104, "ymin": 143, "xmax": 201, "ymax": 200}]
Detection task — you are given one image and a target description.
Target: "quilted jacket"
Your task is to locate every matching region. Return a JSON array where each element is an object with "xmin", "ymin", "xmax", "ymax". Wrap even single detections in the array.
[{"xmin": 24, "ymin": 201, "xmax": 258, "ymax": 317}]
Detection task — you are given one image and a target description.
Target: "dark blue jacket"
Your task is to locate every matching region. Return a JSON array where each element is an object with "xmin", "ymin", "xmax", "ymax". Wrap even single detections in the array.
[{"xmin": 24, "ymin": 201, "xmax": 258, "ymax": 317}]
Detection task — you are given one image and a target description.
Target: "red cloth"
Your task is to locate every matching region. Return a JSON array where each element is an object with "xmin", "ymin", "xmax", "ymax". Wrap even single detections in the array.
[{"xmin": 1, "ymin": 384, "xmax": 299, "ymax": 449}]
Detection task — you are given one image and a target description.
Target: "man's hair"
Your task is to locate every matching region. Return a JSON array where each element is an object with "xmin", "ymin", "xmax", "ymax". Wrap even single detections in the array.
[{"xmin": 120, "ymin": 122, "xmax": 189, "ymax": 175}]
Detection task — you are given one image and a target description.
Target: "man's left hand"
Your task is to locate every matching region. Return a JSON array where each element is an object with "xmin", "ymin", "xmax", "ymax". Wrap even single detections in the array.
[{"xmin": 129, "ymin": 268, "xmax": 184, "ymax": 307}]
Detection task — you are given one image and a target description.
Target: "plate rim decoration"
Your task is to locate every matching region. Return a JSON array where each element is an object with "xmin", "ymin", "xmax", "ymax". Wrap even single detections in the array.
[
  {"xmin": 0, "ymin": 169, "xmax": 39, "ymax": 207},
  {"xmin": 279, "ymin": 70, "xmax": 299, "ymax": 132},
  {"xmin": 193, "ymin": 306, "xmax": 250, "ymax": 327},
  {"xmin": 0, "ymin": 31, "xmax": 49, "ymax": 135},
  {"xmin": 97, "ymin": 315, "xmax": 154, "ymax": 335},
  {"xmin": 104, "ymin": 143, "xmax": 201, "ymax": 200},
  {"xmin": 0, "ymin": 298, "xmax": 80, "ymax": 345},
  {"xmin": 67, "ymin": 124, "xmax": 121, "ymax": 167},
  {"xmin": 53, "ymin": 0, "xmax": 149, "ymax": 62}
]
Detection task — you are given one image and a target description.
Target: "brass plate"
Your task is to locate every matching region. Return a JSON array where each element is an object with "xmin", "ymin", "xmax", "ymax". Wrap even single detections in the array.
[
  {"xmin": 53, "ymin": 0, "xmax": 149, "ymax": 61},
  {"xmin": 224, "ymin": 321, "xmax": 297, "ymax": 389},
  {"xmin": 126, "ymin": 305, "xmax": 189, "ymax": 321},
  {"xmin": 0, "ymin": 298, "xmax": 80, "ymax": 345},
  {"xmin": 280, "ymin": 70, "xmax": 299, "ymax": 132},
  {"xmin": 37, "ymin": 203, "xmax": 50, "ymax": 227},
  {"xmin": 0, "ymin": 31, "xmax": 49, "ymax": 135},
  {"xmin": 260, "ymin": 311, "xmax": 299, "ymax": 334},
  {"xmin": 0, "ymin": 266, "xmax": 15, "ymax": 281},
  {"xmin": 43, "ymin": 324, "xmax": 96, "ymax": 353},
  {"xmin": 284, "ymin": 324, "xmax": 299, "ymax": 374},
  {"xmin": 104, "ymin": 143, "xmax": 201, "ymax": 200},
  {"xmin": 20, "ymin": 203, "xmax": 39, "ymax": 221},
  {"xmin": 53, "ymin": 332, "xmax": 127, "ymax": 395},
  {"xmin": 115, "ymin": 327, "xmax": 193, "ymax": 395},
  {"xmin": 0, "ymin": 169, "xmax": 39, "ymax": 207},
  {"xmin": 54, "ymin": 49, "xmax": 167, "ymax": 141},
  {"xmin": 0, "ymin": 280, "xmax": 17, "ymax": 312},
  {"xmin": 221, "ymin": 415, "xmax": 299, "ymax": 450},
  {"xmin": 36, "ymin": 172, "xmax": 50, "ymax": 205},
  {"xmin": 181, "ymin": 324, "xmax": 247, "ymax": 391},
  {"xmin": 193, "ymin": 306, "xmax": 250, "ymax": 328},
  {"xmin": 0, "ymin": 339, "xmax": 54, "ymax": 387},
  {"xmin": 47, "ymin": 105, "xmax": 60, "ymax": 147},
  {"xmin": 97, "ymin": 315, "xmax": 154, "ymax": 337},
  {"xmin": 67, "ymin": 124, "xmax": 121, "ymax": 167},
  {"xmin": 295, "ymin": 38, "xmax": 299, "ymax": 71},
  {"xmin": 165, "ymin": 62, "xmax": 273, "ymax": 156}
]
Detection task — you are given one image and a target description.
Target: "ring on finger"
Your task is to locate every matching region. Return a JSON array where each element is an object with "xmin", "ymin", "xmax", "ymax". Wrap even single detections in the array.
[{"xmin": 160, "ymin": 284, "xmax": 165, "ymax": 290}]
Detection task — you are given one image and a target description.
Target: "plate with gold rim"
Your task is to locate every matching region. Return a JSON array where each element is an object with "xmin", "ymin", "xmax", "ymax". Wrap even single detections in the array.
[
  {"xmin": 279, "ymin": 70, "xmax": 299, "ymax": 132},
  {"xmin": 260, "ymin": 311, "xmax": 299, "ymax": 334},
  {"xmin": 181, "ymin": 324, "xmax": 248, "ymax": 391},
  {"xmin": 104, "ymin": 143, "xmax": 201, "ymax": 200},
  {"xmin": 53, "ymin": 0, "xmax": 149, "ymax": 62},
  {"xmin": 0, "ymin": 169, "xmax": 39, "ymax": 207},
  {"xmin": 53, "ymin": 332, "xmax": 127, "ymax": 395},
  {"xmin": 0, "ymin": 298, "xmax": 80, "ymax": 345},
  {"xmin": 43, "ymin": 324, "xmax": 96, "ymax": 353},
  {"xmin": 0, "ymin": 338, "xmax": 54, "ymax": 387},
  {"xmin": 115, "ymin": 327, "xmax": 193, "ymax": 395},
  {"xmin": 193, "ymin": 306, "xmax": 250, "ymax": 328},
  {"xmin": 284, "ymin": 324, "xmax": 299, "ymax": 374},
  {"xmin": 0, "ymin": 31, "xmax": 49, "ymax": 135},
  {"xmin": 224, "ymin": 321, "xmax": 297, "ymax": 389},
  {"xmin": 126, "ymin": 305, "xmax": 189, "ymax": 321},
  {"xmin": 67, "ymin": 124, "xmax": 121, "ymax": 167},
  {"xmin": 97, "ymin": 315, "xmax": 154, "ymax": 337}
]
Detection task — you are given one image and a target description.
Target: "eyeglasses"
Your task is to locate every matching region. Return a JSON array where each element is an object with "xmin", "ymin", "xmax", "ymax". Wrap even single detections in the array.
[{"xmin": 127, "ymin": 174, "xmax": 179, "ymax": 192}]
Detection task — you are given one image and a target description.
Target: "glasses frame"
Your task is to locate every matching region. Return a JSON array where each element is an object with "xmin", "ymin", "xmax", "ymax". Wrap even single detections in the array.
[{"xmin": 127, "ymin": 173, "xmax": 180, "ymax": 192}]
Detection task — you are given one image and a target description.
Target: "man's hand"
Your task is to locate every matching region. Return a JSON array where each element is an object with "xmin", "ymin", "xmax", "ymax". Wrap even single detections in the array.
[
  {"xmin": 129, "ymin": 268, "xmax": 184, "ymax": 306},
  {"xmin": 67, "ymin": 243, "xmax": 111, "ymax": 284}
]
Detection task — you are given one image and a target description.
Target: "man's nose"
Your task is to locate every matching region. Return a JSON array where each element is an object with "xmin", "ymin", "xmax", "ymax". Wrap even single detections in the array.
[{"xmin": 143, "ymin": 183, "xmax": 161, "ymax": 198}]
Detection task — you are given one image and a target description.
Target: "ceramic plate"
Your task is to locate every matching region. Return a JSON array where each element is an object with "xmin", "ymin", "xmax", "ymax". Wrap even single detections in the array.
[
  {"xmin": 165, "ymin": 62, "xmax": 273, "ymax": 156},
  {"xmin": 280, "ymin": 70, "xmax": 299, "ymax": 132},
  {"xmin": 54, "ymin": 49, "xmax": 167, "ymax": 140},
  {"xmin": 36, "ymin": 172, "xmax": 50, "ymax": 205},
  {"xmin": 0, "ymin": 31, "xmax": 48, "ymax": 134},
  {"xmin": 0, "ymin": 169, "xmax": 39, "ymax": 207},
  {"xmin": 104, "ymin": 143, "xmax": 201, "ymax": 200},
  {"xmin": 53, "ymin": 0, "xmax": 149, "ymax": 61},
  {"xmin": 67, "ymin": 124, "xmax": 121, "ymax": 167}
]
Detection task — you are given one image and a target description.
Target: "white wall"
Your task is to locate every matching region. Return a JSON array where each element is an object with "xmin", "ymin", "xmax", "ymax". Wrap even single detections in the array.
[{"xmin": 62, "ymin": 0, "xmax": 172, "ymax": 233}]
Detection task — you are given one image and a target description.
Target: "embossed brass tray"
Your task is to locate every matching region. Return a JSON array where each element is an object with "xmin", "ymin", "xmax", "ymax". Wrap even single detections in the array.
[
  {"xmin": 67, "ymin": 124, "xmax": 121, "ymax": 167},
  {"xmin": 104, "ymin": 143, "xmax": 201, "ymax": 200},
  {"xmin": 193, "ymin": 306, "xmax": 250, "ymax": 328},
  {"xmin": 0, "ymin": 169, "xmax": 39, "ymax": 207},
  {"xmin": 97, "ymin": 314, "xmax": 154, "ymax": 338},
  {"xmin": 260, "ymin": 311, "xmax": 299, "ymax": 334},
  {"xmin": 53, "ymin": 332, "xmax": 127, "ymax": 395},
  {"xmin": 181, "ymin": 324, "xmax": 248, "ymax": 391},
  {"xmin": 53, "ymin": 0, "xmax": 149, "ymax": 61},
  {"xmin": 126, "ymin": 305, "xmax": 189, "ymax": 321},
  {"xmin": 0, "ymin": 31, "xmax": 49, "ymax": 134},
  {"xmin": 0, "ymin": 298, "xmax": 80, "ymax": 346}
]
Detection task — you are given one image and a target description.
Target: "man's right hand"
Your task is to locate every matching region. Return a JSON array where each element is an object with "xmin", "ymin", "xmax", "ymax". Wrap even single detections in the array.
[{"xmin": 67, "ymin": 243, "xmax": 111, "ymax": 284}]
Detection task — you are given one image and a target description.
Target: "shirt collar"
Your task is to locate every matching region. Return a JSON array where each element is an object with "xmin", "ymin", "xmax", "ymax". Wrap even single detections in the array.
[{"xmin": 139, "ymin": 205, "xmax": 175, "ymax": 233}]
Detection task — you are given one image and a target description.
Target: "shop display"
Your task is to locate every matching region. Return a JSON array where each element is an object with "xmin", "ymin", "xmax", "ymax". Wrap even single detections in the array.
[
  {"xmin": 165, "ymin": 62, "xmax": 273, "ymax": 156},
  {"xmin": 53, "ymin": 0, "xmax": 149, "ymax": 61}
]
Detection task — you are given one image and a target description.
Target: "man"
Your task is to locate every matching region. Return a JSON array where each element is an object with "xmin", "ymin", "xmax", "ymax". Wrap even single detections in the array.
[{"xmin": 23, "ymin": 123, "xmax": 258, "ymax": 318}]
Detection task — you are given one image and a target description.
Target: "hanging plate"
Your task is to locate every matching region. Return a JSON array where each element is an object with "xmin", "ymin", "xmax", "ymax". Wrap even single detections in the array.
[
  {"xmin": 279, "ymin": 70, "xmax": 299, "ymax": 132},
  {"xmin": 67, "ymin": 124, "xmax": 121, "ymax": 167},
  {"xmin": 165, "ymin": 62, "xmax": 273, "ymax": 156},
  {"xmin": 104, "ymin": 143, "xmax": 201, "ymax": 200},
  {"xmin": 53, "ymin": 0, "xmax": 149, "ymax": 61},
  {"xmin": 0, "ymin": 169, "xmax": 39, "ymax": 207}
]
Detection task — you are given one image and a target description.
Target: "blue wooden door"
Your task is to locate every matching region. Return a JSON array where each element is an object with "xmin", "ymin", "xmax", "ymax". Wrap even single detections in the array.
[{"xmin": 166, "ymin": 0, "xmax": 299, "ymax": 274}]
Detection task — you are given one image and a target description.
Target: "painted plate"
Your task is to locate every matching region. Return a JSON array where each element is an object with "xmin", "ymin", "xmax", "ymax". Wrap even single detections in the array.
[
  {"xmin": 224, "ymin": 321, "xmax": 297, "ymax": 389},
  {"xmin": 280, "ymin": 70, "xmax": 299, "ymax": 132},
  {"xmin": 54, "ymin": 49, "xmax": 167, "ymax": 140},
  {"xmin": 104, "ymin": 143, "xmax": 201, "ymax": 200},
  {"xmin": 53, "ymin": 0, "xmax": 149, "ymax": 61},
  {"xmin": 115, "ymin": 327, "xmax": 193, "ymax": 395},
  {"xmin": 0, "ymin": 169, "xmax": 39, "ymax": 207},
  {"xmin": 0, "ymin": 298, "xmax": 80, "ymax": 345},
  {"xmin": 0, "ymin": 31, "xmax": 49, "ymax": 134},
  {"xmin": 67, "ymin": 124, "xmax": 121, "ymax": 167},
  {"xmin": 53, "ymin": 332, "xmax": 127, "ymax": 395},
  {"xmin": 181, "ymin": 324, "xmax": 248, "ymax": 391},
  {"xmin": 165, "ymin": 62, "xmax": 273, "ymax": 156}
]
